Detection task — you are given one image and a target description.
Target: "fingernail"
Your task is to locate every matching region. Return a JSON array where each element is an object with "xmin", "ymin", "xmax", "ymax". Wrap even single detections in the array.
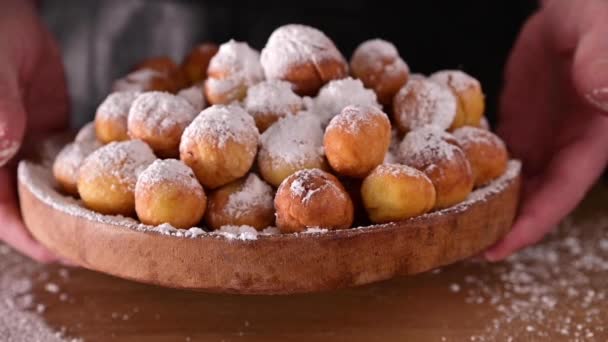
[
  {"xmin": 0, "ymin": 139, "xmax": 20, "ymax": 167},
  {"xmin": 586, "ymin": 87, "xmax": 608, "ymax": 113}
]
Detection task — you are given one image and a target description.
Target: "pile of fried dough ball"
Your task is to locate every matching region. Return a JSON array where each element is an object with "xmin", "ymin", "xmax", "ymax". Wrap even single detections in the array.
[{"xmin": 52, "ymin": 24, "xmax": 508, "ymax": 233}]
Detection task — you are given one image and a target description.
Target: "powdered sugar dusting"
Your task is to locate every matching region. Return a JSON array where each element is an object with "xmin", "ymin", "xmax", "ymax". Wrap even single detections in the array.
[
  {"xmin": 112, "ymin": 69, "xmax": 164, "ymax": 92},
  {"xmin": 260, "ymin": 24, "xmax": 346, "ymax": 81},
  {"xmin": 79, "ymin": 140, "xmax": 156, "ymax": 192},
  {"xmin": 181, "ymin": 104, "xmax": 259, "ymax": 149},
  {"xmin": 96, "ymin": 91, "xmax": 140, "ymax": 120},
  {"xmin": 307, "ymin": 77, "xmax": 380, "ymax": 126},
  {"xmin": 224, "ymin": 174, "xmax": 274, "ymax": 219},
  {"xmin": 398, "ymin": 126, "xmax": 459, "ymax": 171},
  {"xmin": 326, "ymin": 104, "xmax": 388, "ymax": 134},
  {"xmin": 286, "ymin": 168, "xmax": 345, "ymax": 205},
  {"xmin": 177, "ymin": 85, "xmax": 206, "ymax": 111},
  {"xmin": 244, "ymin": 80, "xmax": 303, "ymax": 115},
  {"xmin": 128, "ymin": 92, "xmax": 197, "ymax": 134},
  {"xmin": 260, "ymin": 112, "xmax": 324, "ymax": 167},
  {"xmin": 216, "ymin": 225, "xmax": 259, "ymax": 240},
  {"xmin": 393, "ymin": 78, "xmax": 457, "ymax": 131},
  {"xmin": 207, "ymin": 40, "xmax": 264, "ymax": 89},
  {"xmin": 453, "ymin": 126, "xmax": 506, "ymax": 151},
  {"xmin": 136, "ymin": 159, "xmax": 201, "ymax": 191},
  {"xmin": 373, "ymin": 163, "xmax": 427, "ymax": 179},
  {"xmin": 74, "ymin": 122, "xmax": 98, "ymax": 144},
  {"xmin": 430, "ymin": 70, "xmax": 480, "ymax": 93},
  {"xmin": 350, "ymin": 39, "xmax": 408, "ymax": 81},
  {"xmin": 53, "ymin": 140, "xmax": 101, "ymax": 182}
]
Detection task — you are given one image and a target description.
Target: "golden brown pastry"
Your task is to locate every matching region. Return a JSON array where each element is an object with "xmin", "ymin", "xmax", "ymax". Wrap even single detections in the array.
[
  {"xmin": 324, "ymin": 105, "xmax": 391, "ymax": 177},
  {"xmin": 306, "ymin": 77, "xmax": 381, "ymax": 126},
  {"xmin": 95, "ymin": 91, "xmax": 140, "ymax": 144},
  {"xmin": 78, "ymin": 140, "xmax": 156, "ymax": 215},
  {"xmin": 260, "ymin": 24, "xmax": 348, "ymax": 96},
  {"xmin": 429, "ymin": 70, "xmax": 485, "ymax": 127},
  {"xmin": 392, "ymin": 78, "xmax": 461, "ymax": 133},
  {"xmin": 453, "ymin": 126, "xmax": 508, "ymax": 187},
  {"xmin": 205, "ymin": 173, "xmax": 275, "ymax": 230},
  {"xmin": 204, "ymin": 40, "xmax": 264, "ymax": 105},
  {"xmin": 181, "ymin": 43, "xmax": 219, "ymax": 84},
  {"xmin": 398, "ymin": 126, "xmax": 473, "ymax": 209},
  {"xmin": 257, "ymin": 112, "xmax": 326, "ymax": 187},
  {"xmin": 177, "ymin": 84, "xmax": 206, "ymax": 112},
  {"xmin": 133, "ymin": 56, "xmax": 178, "ymax": 74},
  {"xmin": 112, "ymin": 69, "xmax": 178, "ymax": 93},
  {"xmin": 52, "ymin": 140, "xmax": 101, "ymax": 196},
  {"xmin": 180, "ymin": 104, "xmax": 260, "ymax": 189},
  {"xmin": 361, "ymin": 163, "xmax": 436, "ymax": 223},
  {"xmin": 274, "ymin": 168, "xmax": 354, "ymax": 232},
  {"xmin": 350, "ymin": 39, "xmax": 409, "ymax": 107},
  {"xmin": 135, "ymin": 159, "xmax": 207, "ymax": 229},
  {"xmin": 127, "ymin": 91, "xmax": 197, "ymax": 158},
  {"xmin": 74, "ymin": 122, "xmax": 99, "ymax": 144},
  {"xmin": 243, "ymin": 80, "xmax": 303, "ymax": 132}
]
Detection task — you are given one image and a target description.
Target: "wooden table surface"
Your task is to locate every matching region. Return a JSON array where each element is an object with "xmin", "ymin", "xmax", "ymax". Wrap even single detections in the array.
[{"xmin": 8, "ymin": 185, "xmax": 608, "ymax": 341}]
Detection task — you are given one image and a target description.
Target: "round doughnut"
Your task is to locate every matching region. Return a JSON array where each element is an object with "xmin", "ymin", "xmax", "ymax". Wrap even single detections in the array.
[
  {"xmin": 180, "ymin": 104, "xmax": 260, "ymax": 189},
  {"xmin": 204, "ymin": 40, "xmax": 264, "ymax": 105},
  {"xmin": 398, "ymin": 126, "xmax": 473, "ymax": 209},
  {"xmin": 274, "ymin": 168, "xmax": 354, "ymax": 232},
  {"xmin": 133, "ymin": 56, "xmax": 178, "ymax": 74},
  {"xmin": 52, "ymin": 140, "xmax": 101, "ymax": 196},
  {"xmin": 350, "ymin": 39, "xmax": 409, "ymax": 107},
  {"xmin": 260, "ymin": 24, "xmax": 348, "ymax": 96},
  {"xmin": 112, "ymin": 69, "xmax": 178, "ymax": 93},
  {"xmin": 257, "ymin": 112, "xmax": 326, "ymax": 187},
  {"xmin": 307, "ymin": 77, "xmax": 381, "ymax": 126},
  {"xmin": 95, "ymin": 91, "xmax": 140, "ymax": 144},
  {"xmin": 177, "ymin": 84, "xmax": 206, "ymax": 112},
  {"xmin": 392, "ymin": 78, "xmax": 462, "ymax": 133},
  {"xmin": 205, "ymin": 173, "xmax": 275, "ymax": 231},
  {"xmin": 181, "ymin": 43, "xmax": 219, "ymax": 84},
  {"xmin": 324, "ymin": 105, "xmax": 391, "ymax": 177},
  {"xmin": 361, "ymin": 163, "xmax": 436, "ymax": 223},
  {"xmin": 453, "ymin": 126, "xmax": 508, "ymax": 187},
  {"xmin": 77, "ymin": 140, "xmax": 156, "ymax": 215},
  {"xmin": 429, "ymin": 70, "xmax": 485, "ymax": 127},
  {"xmin": 74, "ymin": 122, "xmax": 99, "ymax": 144},
  {"xmin": 135, "ymin": 159, "xmax": 206, "ymax": 229},
  {"xmin": 127, "ymin": 92, "xmax": 197, "ymax": 158},
  {"xmin": 243, "ymin": 80, "xmax": 303, "ymax": 132}
]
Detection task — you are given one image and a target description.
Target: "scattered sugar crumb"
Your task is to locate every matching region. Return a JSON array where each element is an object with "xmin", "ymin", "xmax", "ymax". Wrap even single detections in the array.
[{"xmin": 44, "ymin": 283, "xmax": 60, "ymax": 294}]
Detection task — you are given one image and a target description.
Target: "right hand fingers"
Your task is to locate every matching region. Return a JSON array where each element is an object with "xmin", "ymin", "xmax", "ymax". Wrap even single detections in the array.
[
  {"xmin": 0, "ymin": 60, "xmax": 26, "ymax": 167},
  {"xmin": 0, "ymin": 168, "xmax": 57, "ymax": 263}
]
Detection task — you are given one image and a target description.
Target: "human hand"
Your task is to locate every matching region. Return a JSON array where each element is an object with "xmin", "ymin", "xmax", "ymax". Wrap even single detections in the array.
[
  {"xmin": 485, "ymin": 0, "xmax": 608, "ymax": 261},
  {"xmin": 0, "ymin": 0, "xmax": 69, "ymax": 262}
]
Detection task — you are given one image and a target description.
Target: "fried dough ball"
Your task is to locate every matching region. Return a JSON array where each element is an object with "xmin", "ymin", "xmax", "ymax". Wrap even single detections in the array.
[
  {"xmin": 361, "ymin": 164, "xmax": 436, "ymax": 223},
  {"xmin": 177, "ymin": 84, "xmax": 206, "ymax": 112},
  {"xmin": 429, "ymin": 70, "xmax": 485, "ymax": 127},
  {"xmin": 204, "ymin": 40, "xmax": 264, "ymax": 105},
  {"xmin": 180, "ymin": 104, "xmax": 259, "ymax": 189},
  {"xmin": 453, "ymin": 126, "xmax": 508, "ymax": 187},
  {"xmin": 392, "ymin": 78, "xmax": 462, "ymax": 133},
  {"xmin": 274, "ymin": 169, "xmax": 354, "ymax": 232},
  {"xmin": 127, "ymin": 92, "xmax": 197, "ymax": 158},
  {"xmin": 133, "ymin": 56, "xmax": 178, "ymax": 74},
  {"xmin": 74, "ymin": 122, "xmax": 99, "ymax": 144},
  {"xmin": 350, "ymin": 39, "xmax": 410, "ymax": 107},
  {"xmin": 135, "ymin": 159, "xmax": 206, "ymax": 229},
  {"xmin": 398, "ymin": 126, "xmax": 473, "ymax": 209},
  {"xmin": 205, "ymin": 173, "xmax": 275, "ymax": 231},
  {"xmin": 324, "ymin": 105, "xmax": 391, "ymax": 177},
  {"xmin": 95, "ymin": 91, "xmax": 140, "ymax": 143},
  {"xmin": 112, "ymin": 69, "xmax": 178, "ymax": 93},
  {"xmin": 260, "ymin": 24, "xmax": 348, "ymax": 96},
  {"xmin": 52, "ymin": 140, "xmax": 101, "ymax": 196},
  {"xmin": 306, "ymin": 77, "xmax": 381, "ymax": 126},
  {"xmin": 77, "ymin": 140, "xmax": 156, "ymax": 215},
  {"xmin": 181, "ymin": 43, "xmax": 219, "ymax": 84},
  {"xmin": 257, "ymin": 112, "xmax": 326, "ymax": 187},
  {"xmin": 243, "ymin": 80, "xmax": 303, "ymax": 132},
  {"xmin": 479, "ymin": 116, "xmax": 490, "ymax": 130}
]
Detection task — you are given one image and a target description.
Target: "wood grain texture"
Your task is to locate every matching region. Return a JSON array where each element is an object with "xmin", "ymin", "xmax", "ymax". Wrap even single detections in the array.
[{"xmin": 18, "ymin": 161, "xmax": 520, "ymax": 294}]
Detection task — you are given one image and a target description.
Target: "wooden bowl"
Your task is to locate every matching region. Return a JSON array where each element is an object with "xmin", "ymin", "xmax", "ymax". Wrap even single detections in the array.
[{"xmin": 18, "ymin": 159, "xmax": 521, "ymax": 295}]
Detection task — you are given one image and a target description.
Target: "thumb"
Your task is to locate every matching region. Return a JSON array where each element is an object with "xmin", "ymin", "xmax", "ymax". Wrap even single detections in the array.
[{"xmin": 0, "ymin": 66, "xmax": 26, "ymax": 167}]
